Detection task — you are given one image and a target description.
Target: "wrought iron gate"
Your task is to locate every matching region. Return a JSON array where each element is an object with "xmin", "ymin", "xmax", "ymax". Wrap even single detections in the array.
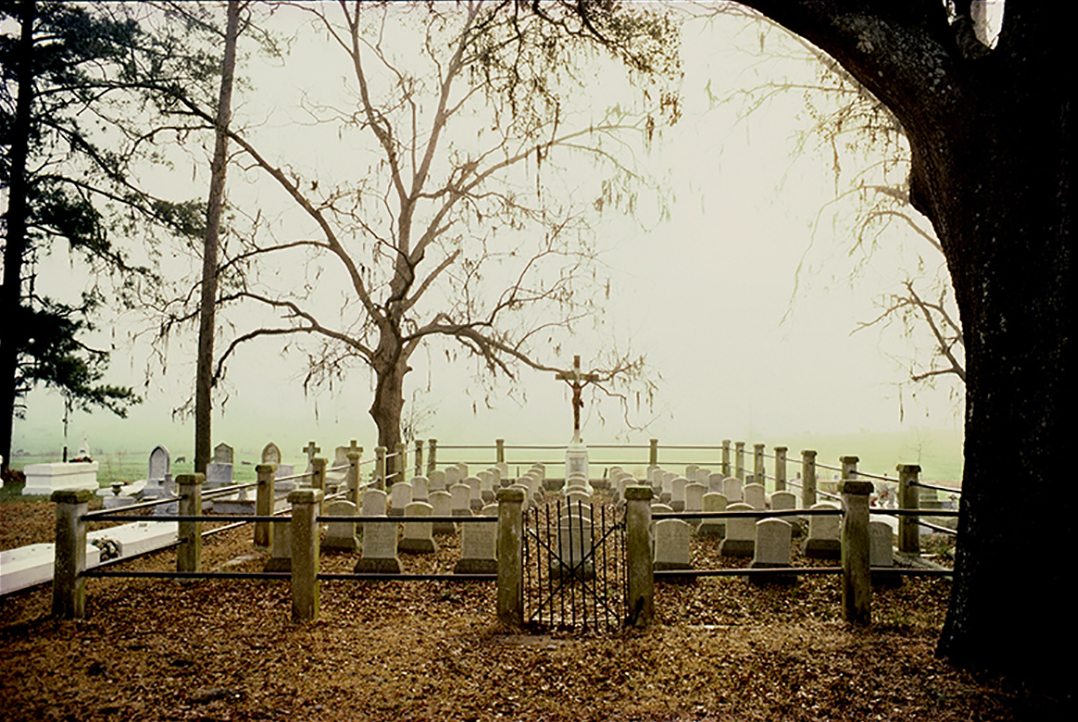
[{"xmin": 522, "ymin": 499, "xmax": 627, "ymax": 631}]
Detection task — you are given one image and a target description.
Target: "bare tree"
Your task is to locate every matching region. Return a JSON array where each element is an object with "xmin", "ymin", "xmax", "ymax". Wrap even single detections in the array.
[
  {"xmin": 166, "ymin": 2, "xmax": 678, "ymax": 451},
  {"xmin": 692, "ymin": 3, "xmax": 964, "ymax": 401}
]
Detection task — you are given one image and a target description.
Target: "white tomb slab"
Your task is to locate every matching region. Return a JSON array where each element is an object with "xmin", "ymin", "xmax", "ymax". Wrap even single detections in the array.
[{"xmin": 21, "ymin": 462, "xmax": 99, "ymax": 496}]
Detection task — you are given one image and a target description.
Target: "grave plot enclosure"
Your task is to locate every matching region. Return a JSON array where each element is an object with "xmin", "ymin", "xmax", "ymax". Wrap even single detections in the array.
[{"xmin": 522, "ymin": 498, "xmax": 627, "ymax": 631}]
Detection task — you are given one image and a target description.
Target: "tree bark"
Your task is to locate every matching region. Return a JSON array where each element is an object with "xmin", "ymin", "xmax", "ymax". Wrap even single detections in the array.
[
  {"xmin": 369, "ymin": 349, "xmax": 407, "ymax": 456},
  {"xmin": 0, "ymin": 0, "xmax": 36, "ymax": 477},
  {"xmin": 194, "ymin": 0, "xmax": 240, "ymax": 474},
  {"xmin": 736, "ymin": 0, "xmax": 1072, "ymax": 693}
]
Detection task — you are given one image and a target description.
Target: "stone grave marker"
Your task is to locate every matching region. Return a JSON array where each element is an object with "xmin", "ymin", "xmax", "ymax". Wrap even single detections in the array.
[
  {"xmin": 323, "ymin": 500, "xmax": 359, "ymax": 551},
  {"xmin": 454, "ymin": 517, "xmax": 497, "ymax": 574},
  {"xmin": 354, "ymin": 489, "xmax": 401, "ymax": 574},
  {"xmin": 411, "ymin": 475, "xmax": 430, "ymax": 502},
  {"xmin": 743, "ymin": 482, "xmax": 766, "ymax": 510},
  {"xmin": 653, "ymin": 519, "xmax": 693, "ymax": 577},
  {"xmin": 708, "ymin": 472, "xmax": 725, "ymax": 494},
  {"xmin": 719, "ymin": 503, "xmax": 756, "ymax": 557},
  {"xmin": 429, "ymin": 490, "xmax": 455, "ymax": 534},
  {"xmin": 388, "ymin": 482, "xmax": 412, "ymax": 517},
  {"xmin": 451, "ymin": 483, "xmax": 473, "ymax": 517},
  {"xmin": 399, "ymin": 501, "xmax": 438, "ymax": 553},
  {"xmin": 803, "ymin": 502, "xmax": 841, "ymax": 558},
  {"xmin": 670, "ymin": 477, "xmax": 689, "ymax": 512},
  {"xmin": 696, "ymin": 493, "xmax": 727, "ymax": 538},
  {"xmin": 724, "ymin": 477, "xmax": 743, "ymax": 503},
  {"xmin": 749, "ymin": 518, "xmax": 796, "ymax": 585}
]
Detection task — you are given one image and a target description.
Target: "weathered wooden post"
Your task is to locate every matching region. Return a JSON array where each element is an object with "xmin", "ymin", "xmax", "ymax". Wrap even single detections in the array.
[
  {"xmin": 375, "ymin": 446, "xmax": 387, "ymax": 491},
  {"xmin": 774, "ymin": 446, "xmax": 788, "ymax": 492},
  {"xmin": 625, "ymin": 485, "xmax": 654, "ymax": 627},
  {"xmin": 496, "ymin": 438, "xmax": 506, "ymax": 464},
  {"xmin": 311, "ymin": 457, "xmax": 327, "ymax": 513},
  {"xmin": 801, "ymin": 450, "xmax": 818, "ymax": 509},
  {"xmin": 735, "ymin": 441, "xmax": 745, "ymax": 480},
  {"xmin": 496, "ymin": 487, "xmax": 525, "ymax": 628},
  {"xmin": 255, "ymin": 463, "xmax": 277, "ymax": 548},
  {"xmin": 396, "ymin": 443, "xmax": 407, "ymax": 485},
  {"xmin": 52, "ymin": 489, "xmax": 92, "ymax": 619},
  {"xmin": 649, "ymin": 438, "xmax": 659, "ymax": 470},
  {"xmin": 840, "ymin": 455, "xmax": 859, "ymax": 481},
  {"xmin": 289, "ymin": 488, "xmax": 322, "ymax": 622},
  {"xmin": 414, "ymin": 440, "xmax": 423, "ymax": 479},
  {"xmin": 721, "ymin": 440, "xmax": 731, "ymax": 477},
  {"xmin": 426, "ymin": 439, "xmax": 438, "ymax": 477},
  {"xmin": 347, "ymin": 452, "xmax": 361, "ymax": 504},
  {"xmin": 841, "ymin": 479, "xmax": 874, "ymax": 625},
  {"xmin": 753, "ymin": 443, "xmax": 765, "ymax": 488},
  {"xmin": 176, "ymin": 473, "xmax": 204, "ymax": 574},
  {"xmin": 897, "ymin": 464, "xmax": 922, "ymax": 554}
]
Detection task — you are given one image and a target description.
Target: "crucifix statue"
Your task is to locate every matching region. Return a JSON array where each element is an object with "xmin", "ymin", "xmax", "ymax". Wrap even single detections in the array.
[{"xmin": 555, "ymin": 355, "xmax": 600, "ymax": 442}]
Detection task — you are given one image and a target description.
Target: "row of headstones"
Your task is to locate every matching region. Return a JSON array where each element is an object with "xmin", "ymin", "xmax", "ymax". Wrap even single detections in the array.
[
  {"xmin": 652, "ymin": 513, "xmax": 897, "ymax": 581},
  {"xmin": 609, "ymin": 465, "xmax": 798, "ymax": 511},
  {"xmin": 275, "ymin": 463, "xmax": 590, "ymax": 575}
]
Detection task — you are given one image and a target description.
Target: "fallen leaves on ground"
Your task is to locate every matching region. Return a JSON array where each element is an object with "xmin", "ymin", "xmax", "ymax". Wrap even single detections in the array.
[{"xmin": 0, "ymin": 499, "xmax": 1061, "ymax": 721}]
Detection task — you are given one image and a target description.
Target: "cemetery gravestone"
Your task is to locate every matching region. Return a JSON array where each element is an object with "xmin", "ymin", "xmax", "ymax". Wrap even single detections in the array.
[
  {"xmin": 803, "ymin": 502, "xmax": 842, "ymax": 558},
  {"xmin": 399, "ymin": 501, "xmax": 438, "ymax": 553},
  {"xmin": 719, "ymin": 503, "xmax": 756, "ymax": 557},
  {"xmin": 749, "ymin": 518, "xmax": 796, "ymax": 585}
]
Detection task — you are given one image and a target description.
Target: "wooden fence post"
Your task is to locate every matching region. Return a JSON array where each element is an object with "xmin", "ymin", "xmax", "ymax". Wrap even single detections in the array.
[
  {"xmin": 774, "ymin": 446, "xmax": 788, "ymax": 491},
  {"xmin": 311, "ymin": 457, "xmax": 327, "ymax": 514},
  {"xmin": 255, "ymin": 463, "xmax": 277, "ymax": 548},
  {"xmin": 415, "ymin": 440, "xmax": 423, "ymax": 479},
  {"xmin": 801, "ymin": 450, "xmax": 818, "ymax": 508},
  {"xmin": 897, "ymin": 464, "xmax": 922, "ymax": 554},
  {"xmin": 496, "ymin": 487, "xmax": 525, "ymax": 628},
  {"xmin": 735, "ymin": 441, "xmax": 745, "ymax": 480},
  {"xmin": 347, "ymin": 452, "xmax": 361, "ymax": 504},
  {"xmin": 496, "ymin": 438, "xmax": 505, "ymax": 464},
  {"xmin": 176, "ymin": 473, "xmax": 204, "ymax": 574},
  {"xmin": 841, "ymin": 480, "xmax": 874, "ymax": 625},
  {"xmin": 753, "ymin": 443, "xmax": 765, "ymax": 488},
  {"xmin": 649, "ymin": 438, "xmax": 659, "ymax": 470},
  {"xmin": 51, "ymin": 489, "xmax": 92, "ymax": 619},
  {"xmin": 840, "ymin": 455, "xmax": 859, "ymax": 481},
  {"xmin": 289, "ymin": 488, "xmax": 322, "ymax": 622},
  {"xmin": 721, "ymin": 440, "xmax": 731, "ymax": 477},
  {"xmin": 625, "ymin": 485, "xmax": 654, "ymax": 627},
  {"xmin": 396, "ymin": 443, "xmax": 407, "ymax": 484},
  {"xmin": 375, "ymin": 447, "xmax": 387, "ymax": 491},
  {"xmin": 426, "ymin": 439, "xmax": 437, "ymax": 476}
]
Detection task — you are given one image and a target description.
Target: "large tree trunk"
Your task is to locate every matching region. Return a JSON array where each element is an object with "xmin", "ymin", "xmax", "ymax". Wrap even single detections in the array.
[
  {"xmin": 194, "ymin": 1, "xmax": 240, "ymax": 475},
  {"xmin": 735, "ymin": 1, "xmax": 1072, "ymax": 694},
  {"xmin": 369, "ymin": 354, "xmax": 407, "ymax": 465},
  {"xmin": 0, "ymin": 0, "xmax": 36, "ymax": 477}
]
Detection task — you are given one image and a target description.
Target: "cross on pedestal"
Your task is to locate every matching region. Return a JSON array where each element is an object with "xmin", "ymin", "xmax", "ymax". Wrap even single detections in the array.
[
  {"xmin": 344, "ymin": 439, "xmax": 362, "ymax": 456},
  {"xmin": 555, "ymin": 355, "xmax": 600, "ymax": 443},
  {"xmin": 302, "ymin": 441, "xmax": 321, "ymax": 464}
]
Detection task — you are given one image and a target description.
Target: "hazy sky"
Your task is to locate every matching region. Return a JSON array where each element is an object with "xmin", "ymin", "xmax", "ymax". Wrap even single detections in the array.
[{"xmin": 13, "ymin": 3, "xmax": 964, "ymax": 470}]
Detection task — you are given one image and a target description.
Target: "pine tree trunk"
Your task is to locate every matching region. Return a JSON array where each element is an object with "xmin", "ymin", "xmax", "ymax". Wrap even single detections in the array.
[
  {"xmin": 194, "ymin": 1, "xmax": 240, "ymax": 474},
  {"xmin": 0, "ymin": 0, "xmax": 36, "ymax": 477}
]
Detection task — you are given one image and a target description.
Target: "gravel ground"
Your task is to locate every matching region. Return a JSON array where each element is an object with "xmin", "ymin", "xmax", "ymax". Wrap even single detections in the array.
[{"xmin": 0, "ymin": 493, "xmax": 1063, "ymax": 721}]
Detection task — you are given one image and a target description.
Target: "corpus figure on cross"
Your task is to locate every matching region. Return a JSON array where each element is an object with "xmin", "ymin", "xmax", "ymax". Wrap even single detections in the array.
[{"xmin": 555, "ymin": 355, "xmax": 600, "ymax": 443}]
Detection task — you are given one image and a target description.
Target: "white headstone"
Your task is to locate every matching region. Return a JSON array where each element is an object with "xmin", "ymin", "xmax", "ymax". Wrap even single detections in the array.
[
  {"xmin": 399, "ymin": 501, "xmax": 437, "ymax": 553},
  {"xmin": 653, "ymin": 519, "xmax": 693, "ymax": 571},
  {"xmin": 719, "ymin": 502, "xmax": 755, "ymax": 557}
]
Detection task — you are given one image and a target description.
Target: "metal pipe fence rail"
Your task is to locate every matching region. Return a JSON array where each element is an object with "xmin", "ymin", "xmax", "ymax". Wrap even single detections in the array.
[
  {"xmin": 51, "ymin": 435, "xmax": 961, "ymax": 627},
  {"xmin": 50, "ymin": 482, "xmax": 517, "ymax": 622}
]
